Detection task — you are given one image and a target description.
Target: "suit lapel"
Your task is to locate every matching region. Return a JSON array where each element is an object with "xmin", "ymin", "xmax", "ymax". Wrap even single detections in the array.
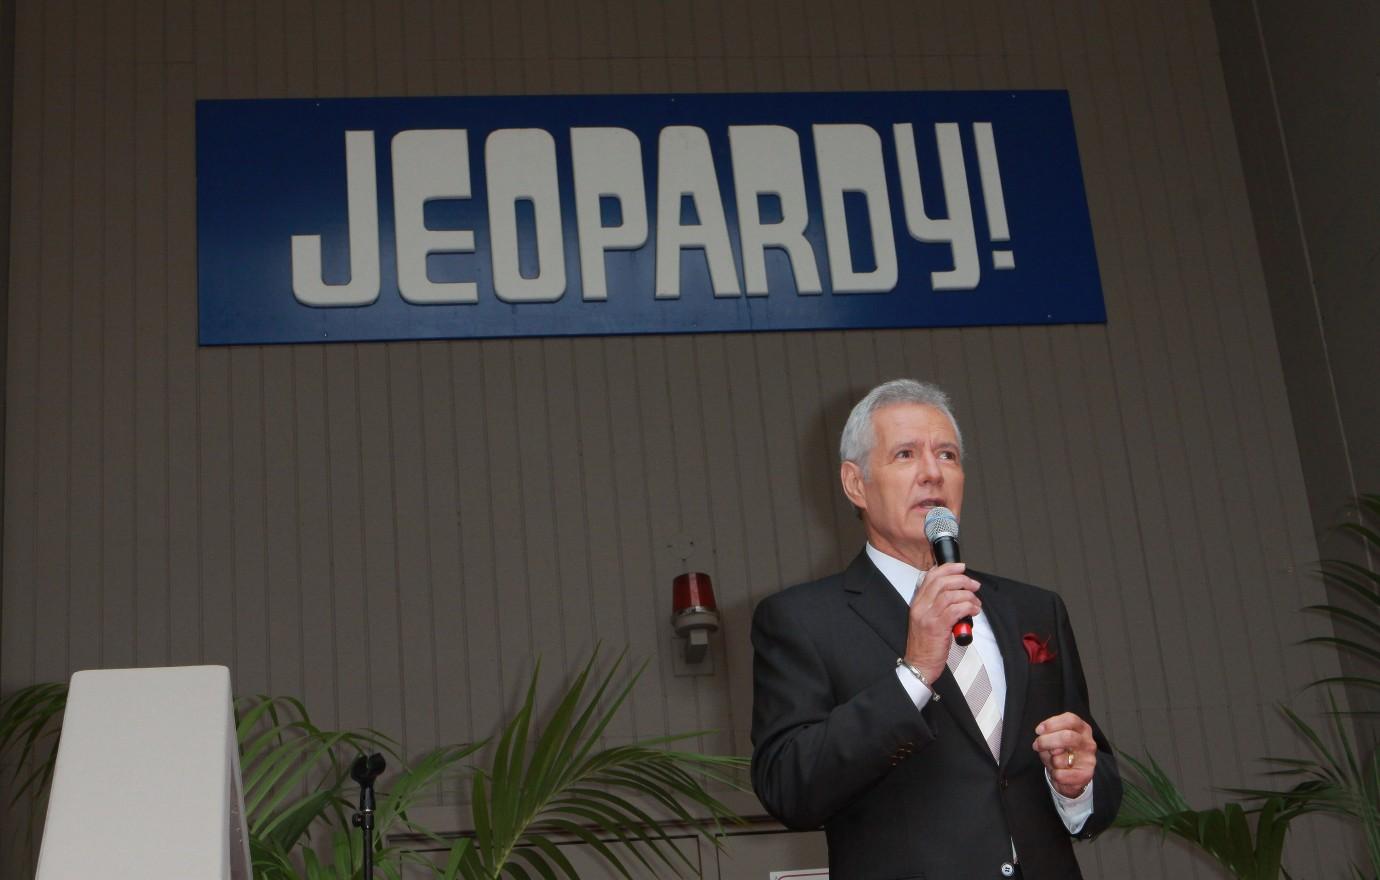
[
  {"xmin": 978, "ymin": 574, "xmax": 1028, "ymax": 769},
  {"xmin": 843, "ymin": 552, "xmax": 908, "ymax": 657}
]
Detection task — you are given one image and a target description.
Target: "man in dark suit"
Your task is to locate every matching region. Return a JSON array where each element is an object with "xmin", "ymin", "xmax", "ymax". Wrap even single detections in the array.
[{"xmin": 751, "ymin": 380, "xmax": 1121, "ymax": 880}]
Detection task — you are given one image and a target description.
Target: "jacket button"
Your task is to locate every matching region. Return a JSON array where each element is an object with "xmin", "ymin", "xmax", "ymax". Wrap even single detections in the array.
[
  {"xmin": 1000, "ymin": 862, "xmax": 1016, "ymax": 877},
  {"xmin": 999, "ymin": 776, "xmax": 1009, "ymax": 789}
]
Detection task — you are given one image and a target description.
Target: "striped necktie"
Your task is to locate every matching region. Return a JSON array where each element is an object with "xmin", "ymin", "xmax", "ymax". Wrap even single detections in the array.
[{"xmin": 948, "ymin": 637, "xmax": 1002, "ymax": 761}]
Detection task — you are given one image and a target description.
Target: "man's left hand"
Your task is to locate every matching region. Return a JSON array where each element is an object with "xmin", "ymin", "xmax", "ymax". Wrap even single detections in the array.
[{"xmin": 1033, "ymin": 712, "xmax": 1096, "ymax": 798}]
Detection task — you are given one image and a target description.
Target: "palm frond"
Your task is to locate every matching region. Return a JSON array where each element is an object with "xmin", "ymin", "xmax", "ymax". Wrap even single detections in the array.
[
  {"xmin": 1317, "ymin": 561, "xmax": 1380, "ymax": 595},
  {"xmin": 1303, "ymin": 603, "xmax": 1380, "ymax": 639},
  {"xmin": 1307, "ymin": 495, "xmax": 1380, "ymax": 713},
  {"xmin": 1295, "ymin": 493, "xmax": 1380, "ymax": 874},
  {"xmin": 0, "ymin": 682, "xmax": 68, "ymax": 807},
  {"xmin": 1338, "ymin": 522, "xmax": 1380, "ymax": 548},
  {"xmin": 465, "ymin": 649, "xmax": 749, "ymax": 880},
  {"xmin": 1234, "ymin": 695, "xmax": 1380, "ymax": 874},
  {"xmin": 0, "ymin": 680, "xmax": 69, "ymax": 862},
  {"xmin": 235, "ymin": 694, "xmax": 401, "ymax": 856},
  {"xmin": 1115, "ymin": 750, "xmax": 1309, "ymax": 879}
]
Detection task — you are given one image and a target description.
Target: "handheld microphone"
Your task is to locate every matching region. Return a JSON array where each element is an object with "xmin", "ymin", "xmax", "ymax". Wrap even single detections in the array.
[{"xmin": 924, "ymin": 507, "xmax": 971, "ymax": 646}]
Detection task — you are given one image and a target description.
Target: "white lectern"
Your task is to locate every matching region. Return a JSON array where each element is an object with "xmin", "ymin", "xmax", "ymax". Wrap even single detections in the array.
[{"xmin": 35, "ymin": 665, "xmax": 252, "ymax": 879}]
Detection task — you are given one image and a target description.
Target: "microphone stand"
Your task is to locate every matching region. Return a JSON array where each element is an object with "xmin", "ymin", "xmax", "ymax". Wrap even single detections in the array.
[{"xmin": 351, "ymin": 753, "xmax": 386, "ymax": 879}]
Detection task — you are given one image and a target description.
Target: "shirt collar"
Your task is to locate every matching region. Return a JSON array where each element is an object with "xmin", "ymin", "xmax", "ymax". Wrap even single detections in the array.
[
  {"xmin": 866, "ymin": 543, "xmax": 984, "ymax": 623},
  {"xmin": 866, "ymin": 543, "xmax": 927, "ymax": 605}
]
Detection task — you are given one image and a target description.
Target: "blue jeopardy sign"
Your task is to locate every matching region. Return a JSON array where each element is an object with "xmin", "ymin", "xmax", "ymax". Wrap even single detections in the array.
[{"xmin": 197, "ymin": 91, "xmax": 1104, "ymax": 345}]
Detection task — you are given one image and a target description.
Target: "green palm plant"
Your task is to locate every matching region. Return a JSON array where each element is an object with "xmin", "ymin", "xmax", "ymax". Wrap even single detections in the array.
[
  {"xmin": 1302, "ymin": 493, "xmax": 1380, "ymax": 705},
  {"xmin": 442, "ymin": 651, "xmax": 747, "ymax": 879},
  {"xmin": 237, "ymin": 694, "xmax": 392, "ymax": 870},
  {"xmin": 1113, "ymin": 751, "xmax": 1310, "ymax": 880},
  {"xmin": 1233, "ymin": 696, "xmax": 1380, "ymax": 879},
  {"xmin": 1, "ymin": 649, "xmax": 747, "ymax": 879},
  {"xmin": 0, "ymin": 682, "xmax": 66, "ymax": 798},
  {"xmin": 235, "ymin": 696, "xmax": 484, "ymax": 880},
  {"xmin": 0, "ymin": 681, "xmax": 68, "ymax": 858}
]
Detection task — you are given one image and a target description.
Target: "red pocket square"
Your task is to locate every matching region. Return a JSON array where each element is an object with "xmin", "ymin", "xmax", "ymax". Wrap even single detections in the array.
[{"xmin": 1022, "ymin": 633, "xmax": 1057, "ymax": 664}]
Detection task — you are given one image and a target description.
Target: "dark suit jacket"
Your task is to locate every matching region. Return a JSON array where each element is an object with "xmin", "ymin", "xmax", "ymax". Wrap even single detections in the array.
[{"xmin": 750, "ymin": 552, "xmax": 1121, "ymax": 880}]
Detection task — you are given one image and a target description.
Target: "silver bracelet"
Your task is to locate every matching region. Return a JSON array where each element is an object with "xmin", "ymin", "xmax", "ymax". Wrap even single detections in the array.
[{"xmin": 895, "ymin": 658, "xmax": 940, "ymax": 700}]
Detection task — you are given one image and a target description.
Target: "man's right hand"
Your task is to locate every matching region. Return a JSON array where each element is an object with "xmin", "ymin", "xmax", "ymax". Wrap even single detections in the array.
[{"xmin": 903, "ymin": 563, "xmax": 982, "ymax": 684}]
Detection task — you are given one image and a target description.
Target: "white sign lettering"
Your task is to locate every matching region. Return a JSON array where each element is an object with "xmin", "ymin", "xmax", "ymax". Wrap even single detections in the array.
[{"xmin": 290, "ymin": 122, "xmax": 1015, "ymax": 306}]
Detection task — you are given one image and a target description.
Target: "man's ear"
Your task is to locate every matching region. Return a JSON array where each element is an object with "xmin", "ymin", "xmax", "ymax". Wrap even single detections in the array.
[{"xmin": 840, "ymin": 460, "xmax": 867, "ymax": 510}]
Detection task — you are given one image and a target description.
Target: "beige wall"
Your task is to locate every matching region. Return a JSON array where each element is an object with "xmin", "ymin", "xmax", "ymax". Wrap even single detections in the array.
[{"xmin": 1, "ymin": 0, "xmax": 1359, "ymax": 876}]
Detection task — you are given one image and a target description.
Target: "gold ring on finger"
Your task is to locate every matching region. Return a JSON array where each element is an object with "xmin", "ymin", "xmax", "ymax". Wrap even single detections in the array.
[{"xmin": 1066, "ymin": 752, "xmax": 1075, "ymax": 768}]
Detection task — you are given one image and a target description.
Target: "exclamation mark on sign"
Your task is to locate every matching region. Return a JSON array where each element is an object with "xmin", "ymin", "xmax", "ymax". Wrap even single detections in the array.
[{"xmin": 973, "ymin": 123, "xmax": 1014, "ymax": 270}]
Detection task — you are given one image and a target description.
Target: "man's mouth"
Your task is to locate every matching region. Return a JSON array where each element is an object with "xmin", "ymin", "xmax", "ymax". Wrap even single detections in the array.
[{"xmin": 916, "ymin": 498, "xmax": 946, "ymax": 510}]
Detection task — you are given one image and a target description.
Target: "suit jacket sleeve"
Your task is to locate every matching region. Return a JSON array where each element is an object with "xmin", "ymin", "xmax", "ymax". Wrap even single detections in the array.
[
  {"xmin": 749, "ymin": 590, "xmax": 935, "ymax": 829},
  {"xmin": 1053, "ymin": 591, "xmax": 1121, "ymax": 839}
]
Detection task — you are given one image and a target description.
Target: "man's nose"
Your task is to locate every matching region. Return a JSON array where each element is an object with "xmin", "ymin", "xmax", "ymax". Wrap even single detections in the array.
[{"xmin": 916, "ymin": 450, "xmax": 943, "ymax": 483}]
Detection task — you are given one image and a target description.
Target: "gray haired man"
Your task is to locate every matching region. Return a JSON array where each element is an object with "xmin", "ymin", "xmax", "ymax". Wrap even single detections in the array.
[{"xmin": 750, "ymin": 379, "xmax": 1121, "ymax": 879}]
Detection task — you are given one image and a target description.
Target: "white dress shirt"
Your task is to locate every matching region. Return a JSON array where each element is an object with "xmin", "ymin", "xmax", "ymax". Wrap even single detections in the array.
[{"xmin": 868, "ymin": 544, "xmax": 1094, "ymax": 834}]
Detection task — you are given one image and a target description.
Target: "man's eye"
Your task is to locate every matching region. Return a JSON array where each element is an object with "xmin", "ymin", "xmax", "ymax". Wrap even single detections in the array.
[
  {"xmin": 896, "ymin": 449, "xmax": 913, "ymax": 459},
  {"xmin": 938, "ymin": 450, "xmax": 957, "ymax": 461}
]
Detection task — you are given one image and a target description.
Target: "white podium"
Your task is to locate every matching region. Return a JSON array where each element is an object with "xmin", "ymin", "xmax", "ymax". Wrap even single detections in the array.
[{"xmin": 35, "ymin": 666, "xmax": 252, "ymax": 879}]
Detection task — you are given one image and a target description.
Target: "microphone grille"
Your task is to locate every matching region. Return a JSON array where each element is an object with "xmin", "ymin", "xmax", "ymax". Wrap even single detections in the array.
[{"xmin": 924, "ymin": 506, "xmax": 959, "ymax": 543}]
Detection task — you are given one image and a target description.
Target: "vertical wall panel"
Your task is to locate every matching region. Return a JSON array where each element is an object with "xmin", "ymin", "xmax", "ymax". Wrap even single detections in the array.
[
  {"xmin": 418, "ymin": 342, "xmax": 467, "ymax": 753},
  {"xmin": 67, "ymin": 0, "xmax": 106, "ymax": 676},
  {"xmin": 554, "ymin": 340, "xmax": 601, "ymax": 664},
  {"xmin": 663, "ymin": 334, "xmax": 733, "ymax": 755},
  {"xmin": 480, "ymin": 341, "xmax": 537, "ymax": 711},
  {"xmin": 450, "ymin": 341, "xmax": 501, "ymax": 739},
  {"xmin": 3, "ymin": 0, "xmax": 42, "ymax": 694},
  {"xmin": 165, "ymin": 62, "xmax": 200, "ymax": 668},
  {"xmin": 696, "ymin": 334, "xmax": 756, "ymax": 751},
  {"xmin": 100, "ymin": 12, "xmax": 138, "ymax": 672},
  {"xmin": 291, "ymin": 348, "xmax": 338, "ymax": 724},
  {"xmin": 0, "ymin": 0, "xmax": 40, "ymax": 841},
  {"xmin": 323, "ymin": 346, "xmax": 370, "ymax": 729},
  {"xmin": 197, "ymin": 350, "xmax": 235, "ymax": 671},
  {"xmin": 511, "ymin": 339, "xmax": 563, "ymax": 711},
  {"xmin": 757, "ymin": 334, "xmax": 814, "ymax": 586},
  {"xmin": 33, "ymin": 0, "xmax": 75, "ymax": 684},
  {"xmin": 357, "ymin": 345, "xmax": 405, "ymax": 730},
  {"xmin": 601, "ymin": 337, "xmax": 665, "ymax": 739},
  {"xmin": 1, "ymin": 0, "xmax": 1353, "ymax": 876},
  {"xmin": 263, "ymin": 348, "xmax": 304, "ymax": 697},
  {"xmin": 229, "ymin": 349, "xmax": 269, "ymax": 693},
  {"xmin": 133, "ymin": 49, "xmax": 170, "ymax": 669},
  {"xmin": 632, "ymin": 337, "xmax": 701, "ymax": 743},
  {"xmin": 387, "ymin": 344, "xmax": 439, "ymax": 755},
  {"xmin": 816, "ymin": 332, "xmax": 865, "ymax": 569},
  {"xmin": 784, "ymin": 334, "xmax": 845, "ymax": 579},
  {"xmin": 723, "ymin": 336, "xmax": 782, "ymax": 610}
]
